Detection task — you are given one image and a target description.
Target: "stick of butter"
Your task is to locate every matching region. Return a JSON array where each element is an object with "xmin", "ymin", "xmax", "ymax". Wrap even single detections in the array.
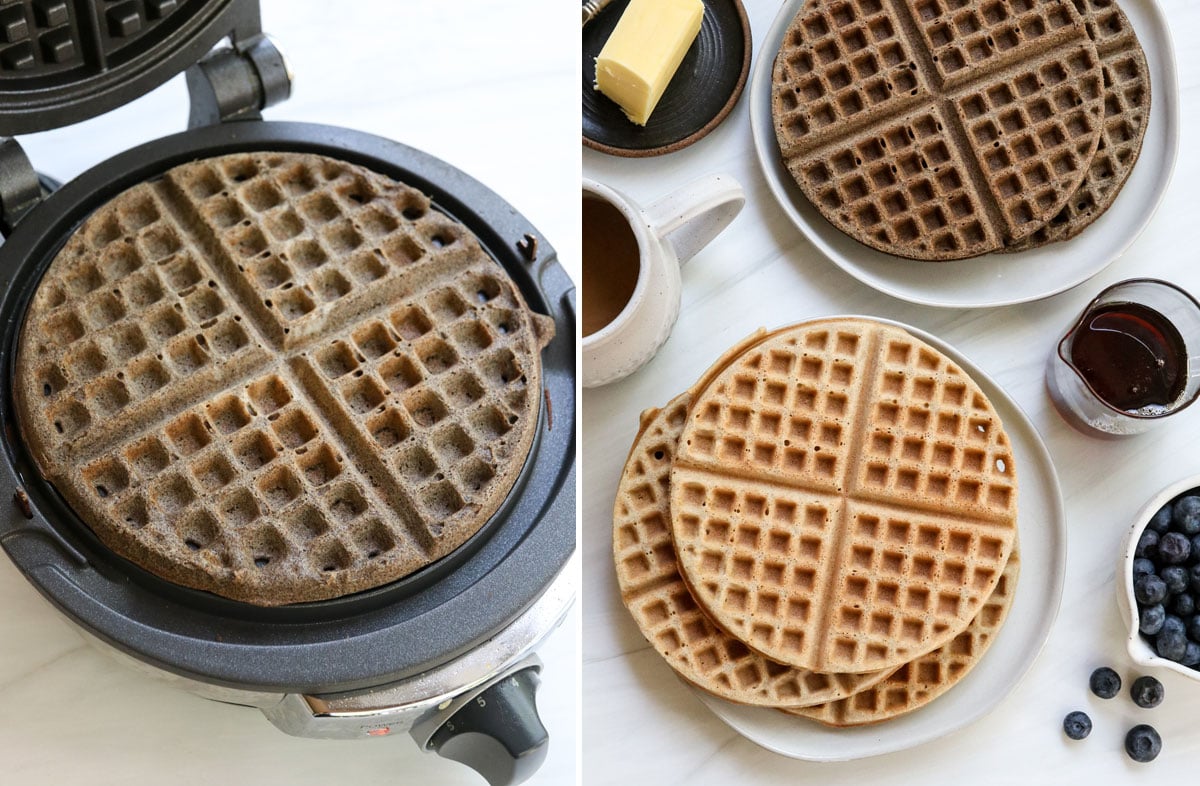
[{"xmin": 595, "ymin": 0, "xmax": 704, "ymax": 126}]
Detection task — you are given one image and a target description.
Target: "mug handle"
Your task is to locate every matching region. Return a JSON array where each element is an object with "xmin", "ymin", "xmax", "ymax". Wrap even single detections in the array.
[{"xmin": 642, "ymin": 174, "xmax": 745, "ymax": 267}]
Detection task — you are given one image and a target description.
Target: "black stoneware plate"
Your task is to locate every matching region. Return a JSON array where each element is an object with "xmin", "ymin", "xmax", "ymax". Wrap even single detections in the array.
[{"xmin": 582, "ymin": 0, "xmax": 751, "ymax": 157}]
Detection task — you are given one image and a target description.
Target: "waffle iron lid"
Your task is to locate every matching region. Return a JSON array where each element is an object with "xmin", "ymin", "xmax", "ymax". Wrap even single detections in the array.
[{"xmin": 0, "ymin": 0, "xmax": 255, "ymax": 135}]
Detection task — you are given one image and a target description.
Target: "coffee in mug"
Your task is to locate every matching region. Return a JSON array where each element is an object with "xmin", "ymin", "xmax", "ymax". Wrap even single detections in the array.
[
  {"xmin": 582, "ymin": 194, "xmax": 640, "ymax": 337},
  {"xmin": 581, "ymin": 176, "xmax": 744, "ymax": 388}
]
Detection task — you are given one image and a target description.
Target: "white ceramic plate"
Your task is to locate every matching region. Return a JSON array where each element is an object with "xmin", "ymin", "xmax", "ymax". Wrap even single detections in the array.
[
  {"xmin": 693, "ymin": 319, "xmax": 1067, "ymax": 761},
  {"xmin": 749, "ymin": 0, "xmax": 1180, "ymax": 308}
]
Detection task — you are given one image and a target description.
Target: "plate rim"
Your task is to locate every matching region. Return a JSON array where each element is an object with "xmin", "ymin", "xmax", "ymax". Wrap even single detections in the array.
[
  {"xmin": 691, "ymin": 315, "xmax": 1068, "ymax": 761},
  {"xmin": 748, "ymin": 0, "xmax": 1181, "ymax": 308},
  {"xmin": 582, "ymin": 0, "xmax": 753, "ymax": 158}
]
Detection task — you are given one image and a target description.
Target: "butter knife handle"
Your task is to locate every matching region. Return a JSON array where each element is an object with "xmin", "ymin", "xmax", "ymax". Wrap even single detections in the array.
[{"xmin": 582, "ymin": 0, "xmax": 613, "ymax": 28}]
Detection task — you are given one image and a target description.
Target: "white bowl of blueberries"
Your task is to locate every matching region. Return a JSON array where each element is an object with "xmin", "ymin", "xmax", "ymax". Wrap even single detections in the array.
[{"xmin": 1120, "ymin": 475, "xmax": 1200, "ymax": 679}]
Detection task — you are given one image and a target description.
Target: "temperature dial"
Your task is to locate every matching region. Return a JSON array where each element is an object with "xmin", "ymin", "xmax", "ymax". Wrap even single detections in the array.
[{"xmin": 428, "ymin": 668, "xmax": 548, "ymax": 786}]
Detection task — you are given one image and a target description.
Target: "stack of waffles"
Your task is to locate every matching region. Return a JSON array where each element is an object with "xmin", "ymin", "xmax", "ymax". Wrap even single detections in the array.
[
  {"xmin": 612, "ymin": 318, "xmax": 1020, "ymax": 726},
  {"xmin": 770, "ymin": 0, "xmax": 1150, "ymax": 260}
]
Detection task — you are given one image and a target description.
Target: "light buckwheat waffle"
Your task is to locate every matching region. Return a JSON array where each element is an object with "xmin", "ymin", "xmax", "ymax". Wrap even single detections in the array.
[
  {"xmin": 1007, "ymin": 0, "xmax": 1150, "ymax": 250},
  {"xmin": 15, "ymin": 152, "xmax": 554, "ymax": 606},
  {"xmin": 770, "ymin": 0, "xmax": 1106, "ymax": 260},
  {"xmin": 614, "ymin": 390, "xmax": 892, "ymax": 708},
  {"xmin": 787, "ymin": 550, "xmax": 1019, "ymax": 726},
  {"xmin": 669, "ymin": 318, "xmax": 1018, "ymax": 674}
]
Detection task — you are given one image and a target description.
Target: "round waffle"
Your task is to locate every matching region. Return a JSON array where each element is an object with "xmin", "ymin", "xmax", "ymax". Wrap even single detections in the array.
[
  {"xmin": 1007, "ymin": 0, "xmax": 1150, "ymax": 250},
  {"xmin": 770, "ymin": 0, "xmax": 1106, "ymax": 260},
  {"xmin": 786, "ymin": 549, "xmax": 1018, "ymax": 726},
  {"xmin": 15, "ymin": 152, "xmax": 555, "ymax": 606},
  {"xmin": 669, "ymin": 318, "xmax": 1018, "ymax": 674},
  {"xmin": 614, "ymin": 390, "xmax": 892, "ymax": 708}
]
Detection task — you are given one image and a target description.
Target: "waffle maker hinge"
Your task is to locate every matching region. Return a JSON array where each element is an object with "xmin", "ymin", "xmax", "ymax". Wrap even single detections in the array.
[
  {"xmin": 0, "ymin": 138, "xmax": 41, "ymax": 235},
  {"xmin": 186, "ymin": 33, "xmax": 292, "ymax": 128}
]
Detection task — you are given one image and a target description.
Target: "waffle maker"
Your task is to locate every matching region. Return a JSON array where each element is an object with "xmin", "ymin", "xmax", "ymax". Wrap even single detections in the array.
[{"xmin": 0, "ymin": 3, "xmax": 575, "ymax": 785}]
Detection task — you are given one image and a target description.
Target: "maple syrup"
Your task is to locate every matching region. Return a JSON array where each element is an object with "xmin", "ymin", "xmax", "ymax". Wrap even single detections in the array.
[{"xmin": 1069, "ymin": 301, "xmax": 1187, "ymax": 413}]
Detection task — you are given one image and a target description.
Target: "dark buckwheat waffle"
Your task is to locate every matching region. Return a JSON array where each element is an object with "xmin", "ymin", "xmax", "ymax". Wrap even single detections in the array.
[
  {"xmin": 669, "ymin": 318, "xmax": 1018, "ymax": 674},
  {"xmin": 771, "ymin": 0, "xmax": 1106, "ymax": 260},
  {"xmin": 1006, "ymin": 0, "xmax": 1150, "ymax": 250},
  {"xmin": 787, "ymin": 550, "xmax": 1018, "ymax": 726},
  {"xmin": 614, "ymin": 390, "xmax": 892, "ymax": 707},
  {"xmin": 15, "ymin": 152, "xmax": 554, "ymax": 606}
]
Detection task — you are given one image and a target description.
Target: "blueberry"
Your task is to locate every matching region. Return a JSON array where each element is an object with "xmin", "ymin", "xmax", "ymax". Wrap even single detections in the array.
[
  {"xmin": 1173, "ymin": 495, "xmax": 1200, "ymax": 535},
  {"xmin": 1134, "ymin": 558, "xmax": 1157, "ymax": 578},
  {"xmin": 1184, "ymin": 642, "xmax": 1200, "ymax": 667},
  {"xmin": 1192, "ymin": 535, "xmax": 1200, "ymax": 565},
  {"xmin": 1125, "ymin": 724, "xmax": 1162, "ymax": 763},
  {"xmin": 1136, "ymin": 528, "xmax": 1160, "ymax": 558},
  {"xmin": 1135, "ymin": 574, "xmax": 1168, "ymax": 606},
  {"xmin": 1130, "ymin": 675, "xmax": 1164, "ymax": 708},
  {"xmin": 1163, "ymin": 614, "xmax": 1186, "ymax": 638},
  {"xmin": 1139, "ymin": 604, "xmax": 1166, "ymax": 635},
  {"xmin": 1162, "ymin": 566, "xmax": 1189, "ymax": 594},
  {"xmin": 1188, "ymin": 615, "xmax": 1200, "ymax": 642},
  {"xmin": 1149, "ymin": 503, "xmax": 1174, "ymax": 532},
  {"xmin": 1170, "ymin": 592, "xmax": 1196, "ymax": 617},
  {"xmin": 1089, "ymin": 666, "xmax": 1121, "ymax": 698},
  {"xmin": 1190, "ymin": 563, "xmax": 1200, "ymax": 594},
  {"xmin": 1157, "ymin": 628, "xmax": 1188, "ymax": 661},
  {"xmin": 1063, "ymin": 710, "xmax": 1092, "ymax": 740},
  {"xmin": 1159, "ymin": 532, "xmax": 1192, "ymax": 564}
]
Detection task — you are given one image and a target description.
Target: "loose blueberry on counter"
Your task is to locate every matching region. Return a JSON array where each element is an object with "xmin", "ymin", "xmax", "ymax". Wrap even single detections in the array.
[
  {"xmin": 1173, "ymin": 495, "xmax": 1200, "ymax": 535},
  {"xmin": 1183, "ymin": 642, "xmax": 1200, "ymax": 667},
  {"xmin": 1150, "ymin": 503, "xmax": 1175, "ymax": 532},
  {"xmin": 1156, "ymin": 629, "xmax": 1188, "ymax": 661},
  {"xmin": 1063, "ymin": 711, "xmax": 1092, "ymax": 740},
  {"xmin": 1136, "ymin": 528, "xmax": 1160, "ymax": 558},
  {"xmin": 1125, "ymin": 724, "xmax": 1162, "ymax": 763},
  {"xmin": 1134, "ymin": 557, "xmax": 1157, "ymax": 578},
  {"xmin": 1169, "ymin": 592, "xmax": 1196, "ymax": 617},
  {"xmin": 1130, "ymin": 676, "xmax": 1164, "ymax": 708},
  {"xmin": 1161, "ymin": 565, "xmax": 1189, "ymax": 594},
  {"xmin": 1139, "ymin": 604, "xmax": 1166, "ymax": 635},
  {"xmin": 1158, "ymin": 532, "xmax": 1191, "ymax": 564},
  {"xmin": 1089, "ymin": 667, "xmax": 1121, "ymax": 699},
  {"xmin": 1135, "ymin": 574, "xmax": 1168, "ymax": 606}
]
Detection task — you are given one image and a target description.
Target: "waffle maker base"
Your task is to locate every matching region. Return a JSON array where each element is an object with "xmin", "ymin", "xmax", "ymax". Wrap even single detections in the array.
[{"xmin": 0, "ymin": 120, "xmax": 576, "ymax": 695}]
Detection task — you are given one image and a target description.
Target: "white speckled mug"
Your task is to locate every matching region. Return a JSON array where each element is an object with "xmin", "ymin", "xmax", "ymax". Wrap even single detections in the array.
[{"xmin": 582, "ymin": 175, "xmax": 744, "ymax": 388}]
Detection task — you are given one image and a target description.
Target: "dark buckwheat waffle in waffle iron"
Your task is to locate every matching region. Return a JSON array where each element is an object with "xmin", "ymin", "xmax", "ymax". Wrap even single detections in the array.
[
  {"xmin": 16, "ymin": 151, "xmax": 555, "ymax": 606},
  {"xmin": 0, "ymin": 1, "xmax": 574, "ymax": 783}
]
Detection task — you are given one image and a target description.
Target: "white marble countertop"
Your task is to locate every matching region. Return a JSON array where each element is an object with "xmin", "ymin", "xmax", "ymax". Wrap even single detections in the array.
[
  {"xmin": 584, "ymin": 0, "xmax": 1200, "ymax": 782},
  {"xmin": 0, "ymin": 2, "xmax": 578, "ymax": 784}
]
